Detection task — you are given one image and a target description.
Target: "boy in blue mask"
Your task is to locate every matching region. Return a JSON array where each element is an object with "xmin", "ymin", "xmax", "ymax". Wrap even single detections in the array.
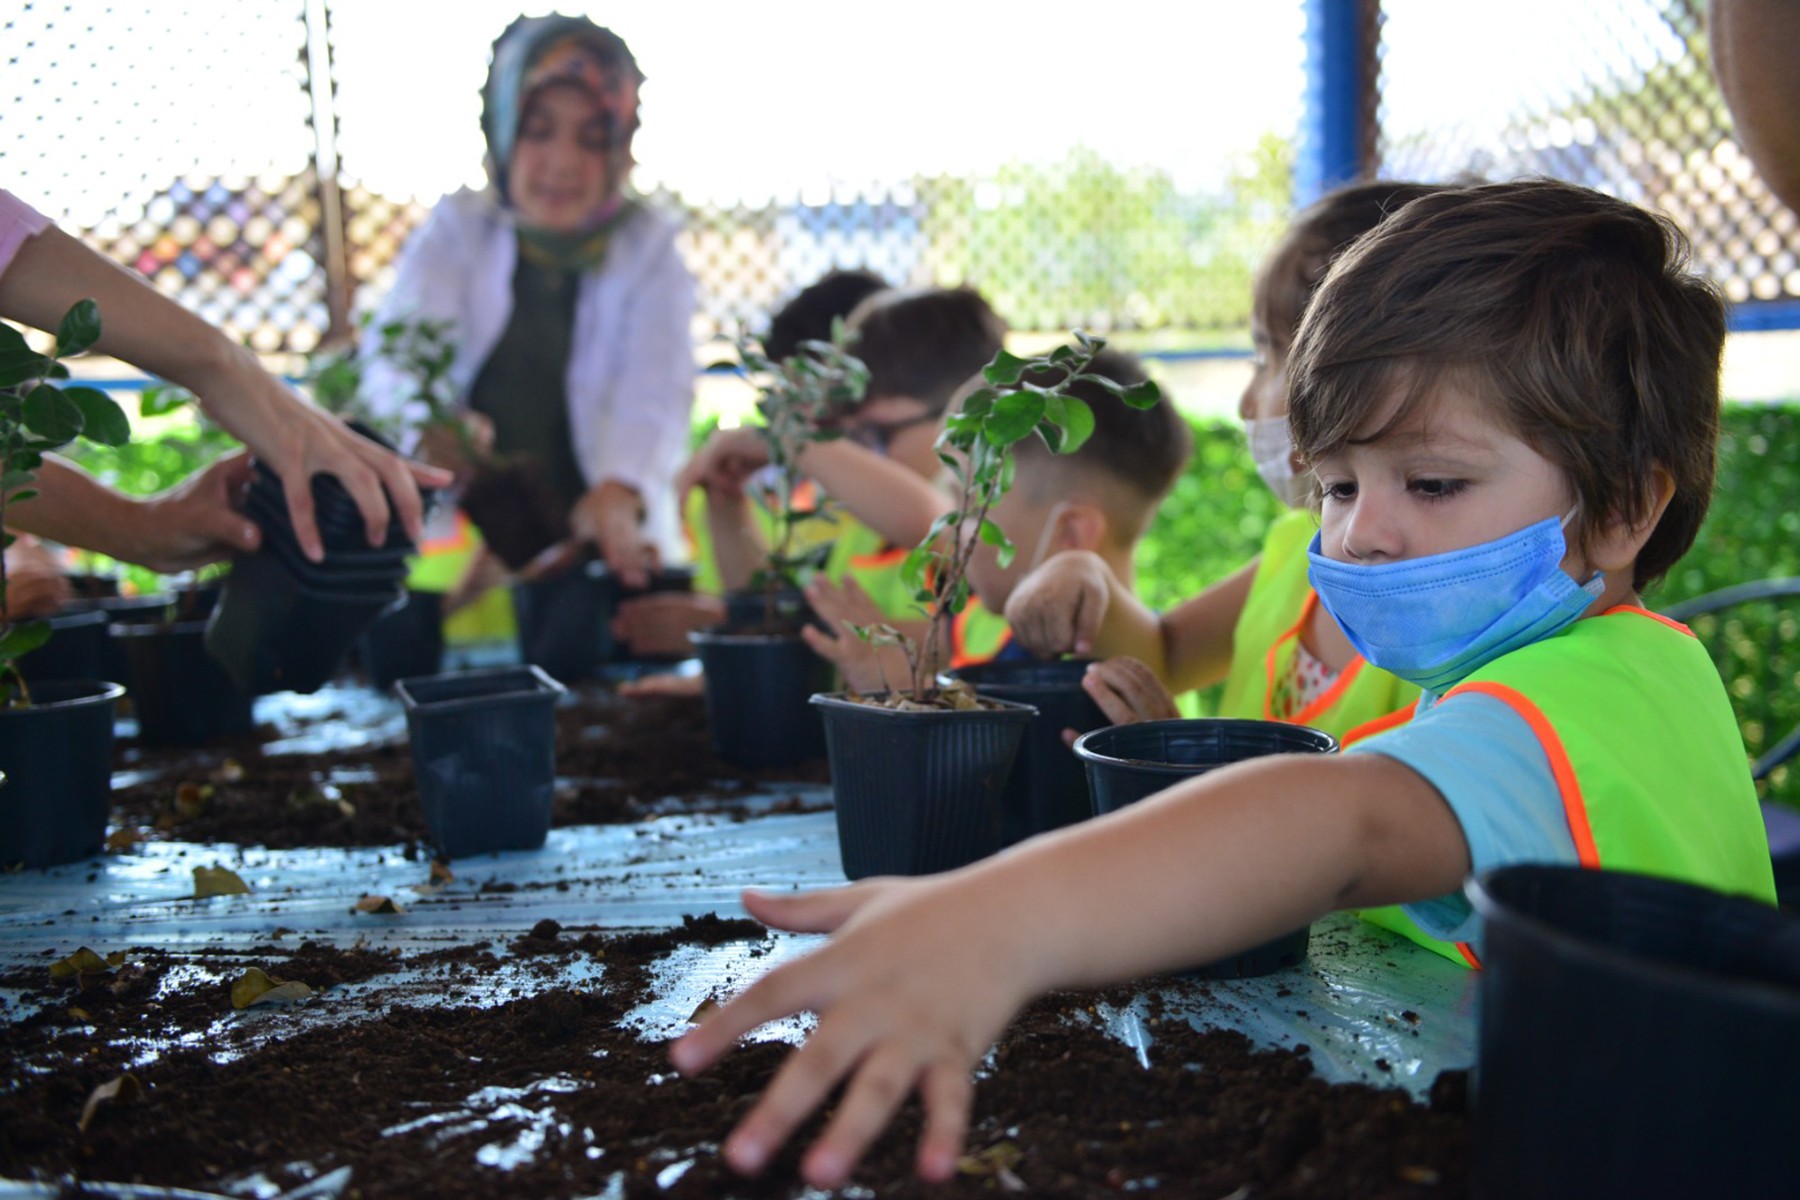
[{"xmin": 670, "ymin": 180, "xmax": 1778, "ymax": 1190}]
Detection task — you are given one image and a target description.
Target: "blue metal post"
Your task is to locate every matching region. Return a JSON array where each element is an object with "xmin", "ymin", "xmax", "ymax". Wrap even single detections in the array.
[{"xmin": 1297, "ymin": 0, "xmax": 1370, "ymax": 207}]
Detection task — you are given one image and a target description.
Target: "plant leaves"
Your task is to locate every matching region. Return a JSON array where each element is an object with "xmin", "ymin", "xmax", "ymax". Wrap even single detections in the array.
[
  {"xmin": 981, "ymin": 349, "xmax": 1031, "ymax": 386},
  {"xmin": 77, "ymin": 1073, "xmax": 140, "ymax": 1134},
  {"xmin": 230, "ymin": 966, "xmax": 313, "ymax": 1009},
  {"xmin": 0, "ymin": 620, "xmax": 52, "ymax": 660},
  {"xmin": 979, "ymin": 519, "xmax": 1016, "ymax": 569},
  {"xmin": 54, "ymin": 299, "xmax": 102, "ymax": 357},
  {"xmin": 0, "ymin": 342, "xmax": 53, "ymax": 389},
  {"xmin": 1121, "ymin": 379, "xmax": 1162, "ymax": 409},
  {"xmin": 1055, "ymin": 396, "xmax": 1096, "ymax": 455},
  {"xmin": 192, "ymin": 865, "xmax": 250, "ymax": 898},
  {"xmin": 20, "ymin": 383, "xmax": 85, "ymax": 443},
  {"xmin": 982, "ymin": 390, "xmax": 1045, "ymax": 446},
  {"xmin": 64, "ymin": 387, "xmax": 132, "ymax": 446}
]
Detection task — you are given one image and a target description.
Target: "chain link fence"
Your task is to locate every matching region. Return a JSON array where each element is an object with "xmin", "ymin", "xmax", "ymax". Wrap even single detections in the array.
[{"xmin": 3, "ymin": 0, "xmax": 1796, "ymax": 360}]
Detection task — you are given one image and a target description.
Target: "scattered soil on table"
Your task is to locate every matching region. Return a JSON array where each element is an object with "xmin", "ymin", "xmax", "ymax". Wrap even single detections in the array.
[
  {"xmin": 0, "ymin": 923, "xmax": 1468, "ymax": 1199},
  {"xmin": 108, "ymin": 692, "xmax": 830, "ymax": 852}
]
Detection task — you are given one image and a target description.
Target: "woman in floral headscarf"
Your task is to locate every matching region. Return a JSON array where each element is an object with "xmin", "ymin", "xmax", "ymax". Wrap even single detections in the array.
[{"xmin": 361, "ymin": 14, "xmax": 694, "ymax": 591}]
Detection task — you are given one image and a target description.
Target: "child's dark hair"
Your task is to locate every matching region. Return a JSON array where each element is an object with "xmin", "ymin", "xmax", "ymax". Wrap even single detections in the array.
[
  {"xmin": 1286, "ymin": 178, "xmax": 1726, "ymax": 591},
  {"xmin": 764, "ymin": 270, "xmax": 891, "ymax": 362},
  {"xmin": 1254, "ymin": 180, "xmax": 1453, "ymax": 352},
  {"xmin": 1012, "ymin": 348, "xmax": 1192, "ymax": 533},
  {"xmin": 847, "ymin": 286, "xmax": 1007, "ymax": 413}
]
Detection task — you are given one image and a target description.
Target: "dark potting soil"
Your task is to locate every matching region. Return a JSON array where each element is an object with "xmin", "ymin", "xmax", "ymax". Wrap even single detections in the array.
[
  {"xmin": 0, "ymin": 921, "xmax": 1469, "ymax": 1198},
  {"xmin": 109, "ymin": 692, "xmax": 830, "ymax": 852},
  {"xmin": 457, "ymin": 458, "xmax": 570, "ymax": 571}
]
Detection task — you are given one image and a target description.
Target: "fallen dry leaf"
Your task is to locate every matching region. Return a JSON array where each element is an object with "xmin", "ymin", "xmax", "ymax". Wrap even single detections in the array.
[
  {"xmin": 78, "ymin": 1074, "xmax": 141, "ymax": 1133},
  {"xmin": 68, "ymin": 1007, "xmax": 91, "ymax": 1022},
  {"xmin": 430, "ymin": 860, "xmax": 454, "ymax": 885},
  {"xmin": 174, "ymin": 782, "xmax": 213, "ymax": 820},
  {"xmin": 210, "ymin": 758, "xmax": 245, "ymax": 784},
  {"xmin": 352, "ymin": 895, "xmax": 405, "ymax": 915},
  {"xmin": 49, "ymin": 948, "xmax": 110, "ymax": 980},
  {"xmin": 104, "ymin": 828, "xmax": 143, "ymax": 852},
  {"xmin": 958, "ymin": 1140, "xmax": 1024, "ymax": 1178},
  {"xmin": 230, "ymin": 966, "xmax": 314, "ymax": 1009},
  {"xmin": 687, "ymin": 997, "xmax": 722, "ymax": 1024},
  {"xmin": 192, "ymin": 866, "xmax": 250, "ymax": 898}
]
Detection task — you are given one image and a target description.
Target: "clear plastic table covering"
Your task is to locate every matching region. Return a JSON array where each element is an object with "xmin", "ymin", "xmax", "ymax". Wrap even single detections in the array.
[{"xmin": 1, "ymin": 681, "xmax": 1477, "ymax": 1199}]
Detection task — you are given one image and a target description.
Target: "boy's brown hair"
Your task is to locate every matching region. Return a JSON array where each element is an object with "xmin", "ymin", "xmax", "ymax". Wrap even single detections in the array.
[
  {"xmin": 1010, "ymin": 348, "xmax": 1192, "ymax": 538},
  {"xmin": 1254, "ymin": 180, "xmax": 1453, "ymax": 352},
  {"xmin": 847, "ymin": 286, "xmax": 1007, "ymax": 412},
  {"xmin": 1286, "ymin": 179, "xmax": 1726, "ymax": 591}
]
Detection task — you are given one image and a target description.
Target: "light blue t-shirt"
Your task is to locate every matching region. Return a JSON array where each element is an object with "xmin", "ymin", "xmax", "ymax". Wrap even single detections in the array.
[{"xmin": 1346, "ymin": 690, "xmax": 1578, "ymax": 947}]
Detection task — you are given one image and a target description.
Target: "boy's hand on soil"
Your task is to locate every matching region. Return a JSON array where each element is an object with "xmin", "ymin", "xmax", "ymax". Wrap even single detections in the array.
[
  {"xmin": 1005, "ymin": 550, "xmax": 1112, "ymax": 657},
  {"xmin": 1081, "ymin": 657, "xmax": 1180, "ymax": 726},
  {"xmin": 671, "ymin": 880, "xmax": 1031, "ymax": 1190}
]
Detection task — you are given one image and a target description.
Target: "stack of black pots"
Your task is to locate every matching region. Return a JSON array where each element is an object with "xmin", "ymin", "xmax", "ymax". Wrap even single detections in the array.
[{"xmin": 207, "ymin": 457, "xmax": 416, "ymax": 695}]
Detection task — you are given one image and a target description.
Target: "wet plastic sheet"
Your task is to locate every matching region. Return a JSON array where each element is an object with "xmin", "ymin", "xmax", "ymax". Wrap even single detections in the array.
[{"xmin": 2, "ymin": 682, "xmax": 1477, "ymax": 1197}]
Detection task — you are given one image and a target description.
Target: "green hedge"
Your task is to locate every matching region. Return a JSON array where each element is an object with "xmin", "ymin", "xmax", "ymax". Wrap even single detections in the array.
[{"xmin": 1137, "ymin": 404, "xmax": 1800, "ymax": 807}]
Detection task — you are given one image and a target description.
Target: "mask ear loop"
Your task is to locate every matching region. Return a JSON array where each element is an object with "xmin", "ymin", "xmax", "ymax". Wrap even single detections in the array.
[
  {"xmin": 1556, "ymin": 505, "xmax": 1607, "ymax": 595},
  {"xmin": 1026, "ymin": 502, "xmax": 1071, "ymax": 574}
]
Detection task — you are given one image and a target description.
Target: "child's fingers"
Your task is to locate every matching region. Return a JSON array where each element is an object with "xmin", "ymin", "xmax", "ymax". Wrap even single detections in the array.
[
  {"xmin": 670, "ymin": 952, "xmax": 821, "ymax": 1077},
  {"xmin": 915, "ymin": 1059, "xmax": 976, "ymax": 1182},
  {"xmin": 801, "ymin": 623, "xmax": 847, "ymax": 663},
  {"xmin": 802, "ymin": 1044, "xmax": 927, "ymax": 1188},
  {"xmin": 741, "ymin": 884, "xmax": 873, "ymax": 934},
  {"xmin": 1104, "ymin": 658, "xmax": 1181, "ymax": 720},
  {"xmin": 724, "ymin": 1018, "xmax": 868, "ymax": 1176},
  {"xmin": 1082, "ymin": 665, "xmax": 1143, "ymax": 726}
]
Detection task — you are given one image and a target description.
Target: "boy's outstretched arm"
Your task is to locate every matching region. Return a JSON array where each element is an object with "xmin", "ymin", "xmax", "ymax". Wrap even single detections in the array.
[
  {"xmin": 793, "ymin": 438, "xmax": 954, "ymax": 548},
  {"xmin": 1006, "ymin": 550, "xmax": 1258, "ymax": 693},
  {"xmin": 671, "ymin": 751, "xmax": 1469, "ymax": 1189}
]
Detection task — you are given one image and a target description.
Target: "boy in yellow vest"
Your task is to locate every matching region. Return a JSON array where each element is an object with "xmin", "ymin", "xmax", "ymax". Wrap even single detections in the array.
[
  {"xmin": 1005, "ymin": 181, "xmax": 1443, "ymax": 739},
  {"xmin": 671, "ymin": 181, "xmax": 1778, "ymax": 1190},
  {"xmin": 797, "ymin": 349, "xmax": 1191, "ymax": 690}
]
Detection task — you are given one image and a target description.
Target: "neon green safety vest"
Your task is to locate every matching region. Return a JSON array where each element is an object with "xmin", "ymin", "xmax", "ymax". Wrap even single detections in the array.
[
  {"xmin": 1347, "ymin": 606, "xmax": 1779, "ymax": 967},
  {"xmin": 950, "ymin": 596, "xmax": 1013, "ymax": 668},
  {"xmin": 822, "ymin": 515, "xmax": 923, "ymax": 624},
  {"xmin": 1218, "ymin": 509, "xmax": 1419, "ymax": 737}
]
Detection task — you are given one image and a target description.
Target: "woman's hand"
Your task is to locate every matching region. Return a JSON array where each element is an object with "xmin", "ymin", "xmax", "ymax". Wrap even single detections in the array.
[
  {"xmin": 1076, "ymin": 656, "xmax": 1180, "ymax": 738},
  {"xmin": 570, "ymin": 478, "xmax": 654, "ymax": 590},
  {"xmin": 671, "ymin": 877, "xmax": 1035, "ymax": 1189},
  {"xmin": 1004, "ymin": 550, "xmax": 1114, "ymax": 657}
]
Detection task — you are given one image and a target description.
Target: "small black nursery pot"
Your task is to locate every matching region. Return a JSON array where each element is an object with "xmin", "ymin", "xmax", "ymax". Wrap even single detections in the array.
[
  {"xmin": 690, "ymin": 629, "xmax": 832, "ymax": 767},
  {"xmin": 812, "ymin": 692, "xmax": 1036, "ymax": 879},
  {"xmin": 946, "ymin": 659, "xmax": 1108, "ymax": 845},
  {"xmin": 114, "ymin": 619, "xmax": 258, "ymax": 747},
  {"xmin": 1073, "ymin": 718, "xmax": 1338, "ymax": 978},
  {"xmin": 206, "ymin": 550, "xmax": 406, "ymax": 695},
  {"xmin": 16, "ymin": 608, "xmax": 110, "ymax": 686},
  {"xmin": 1467, "ymin": 865, "xmax": 1800, "ymax": 1200},
  {"xmin": 357, "ymin": 589, "xmax": 445, "ymax": 691},
  {"xmin": 514, "ymin": 560, "xmax": 697, "ymax": 682},
  {"xmin": 396, "ymin": 665, "xmax": 567, "ymax": 859},
  {"xmin": 0, "ymin": 681, "xmax": 125, "ymax": 868}
]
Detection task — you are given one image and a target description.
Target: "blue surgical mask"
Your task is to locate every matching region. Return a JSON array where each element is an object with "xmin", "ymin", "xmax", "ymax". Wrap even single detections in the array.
[{"xmin": 1305, "ymin": 512, "xmax": 1605, "ymax": 694}]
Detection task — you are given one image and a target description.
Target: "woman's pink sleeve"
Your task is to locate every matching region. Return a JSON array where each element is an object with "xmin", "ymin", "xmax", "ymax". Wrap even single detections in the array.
[{"xmin": 0, "ymin": 190, "xmax": 53, "ymax": 279}]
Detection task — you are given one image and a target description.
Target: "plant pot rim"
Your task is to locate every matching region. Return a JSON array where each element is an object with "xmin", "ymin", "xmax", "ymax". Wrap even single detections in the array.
[
  {"xmin": 0, "ymin": 679, "xmax": 126, "ymax": 711},
  {"xmin": 1467, "ymin": 864, "xmax": 1800, "ymax": 1015},
  {"xmin": 942, "ymin": 658, "xmax": 1098, "ymax": 693},
  {"xmin": 810, "ymin": 690, "xmax": 1039, "ymax": 721},
  {"xmin": 395, "ymin": 663, "xmax": 567, "ymax": 713},
  {"xmin": 1072, "ymin": 717, "xmax": 1337, "ymax": 774},
  {"xmin": 689, "ymin": 626, "xmax": 807, "ymax": 646}
]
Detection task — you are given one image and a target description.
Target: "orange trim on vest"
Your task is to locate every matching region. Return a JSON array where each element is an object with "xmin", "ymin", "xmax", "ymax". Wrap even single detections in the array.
[
  {"xmin": 1263, "ymin": 590, "xmax": 1370, "ymax": 727},
  {"xmin": 950, "ymin": 606, "xmax": 1013, "ymax": 668},
  {"xmin": 1442, "ymin": 679, "xmax": 1601, "ymax": 868},
  {"xmin": 1339, "ymin": 701, "xmax": 1420, "ymax": 748},
  {"xmin": 421, "ymin": 509, "xmax": 475, "ymax": 555},
  {"xmin": 791, "ymin": 479, "xmax": 820, "ymax": 512},
  {"xmin": 1606, "ymin": 603, "xmax": 1694, "ymax": 636},
  {"xmin": 1454, "ymin": 943, "xmax": 1482, "ymax": 968},
  {"xmin": 850, "ymin": 545, "xmax": 908, "ymax": 570}
]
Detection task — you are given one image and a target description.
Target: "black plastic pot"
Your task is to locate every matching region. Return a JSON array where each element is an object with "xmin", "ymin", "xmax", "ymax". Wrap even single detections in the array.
[
  {"xmin": 1073, "ymin": 719, "xmax": 1339, "ymax": 978},
  {"xmin": 513, "ymin": 561, "xmax": 696, "ymax": 682},
  {"xmin": 0, "ymin": 680, "xmax": 125, "ymax": 868},
  {"xmin": 114, "ymin": 619, "xmax": 259, "ymax": 746},
  {"xmin": 812, "ymin": 691, "xmax": 1036, "ymax": 879},
  {"xmin": 690, "ymin": 629, "xmax": 832, "ymax": 767},
  {"xmin": 357, "ymin": 590, "xmax": 445, "ymax": 691},
  {"xmin": 16, "ymin": 608, "xmax": 110, "ymax": 685},
  {"xmin": 723, "ymin": 586, "xmax": 816, "ymax": 634},
  {"xmin": 1467, "ymin": 865, "xmax": 1800, "ymax": 1200},
  {"xmin": 395, "ymin": 665, "xmax": 567, "ymax": 859},
  {"xmin": 947, "ymin": 659, "xmax": 1108, "ymax": 846},
  {"xmin": 206, "ymin": 549, "xmax": 405, "ymax": 694}
]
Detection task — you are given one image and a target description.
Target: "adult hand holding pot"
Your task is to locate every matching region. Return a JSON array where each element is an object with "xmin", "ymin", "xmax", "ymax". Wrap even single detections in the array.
[{"xmin": 524, "ymin": 478, "xmax": 657, "ymax": 589}]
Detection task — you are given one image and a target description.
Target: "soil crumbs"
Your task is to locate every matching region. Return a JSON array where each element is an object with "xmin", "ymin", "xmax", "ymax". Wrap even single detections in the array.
[
  {"xmin": 108, "ymin": 691, "xmax": 830, "ymax": 851},
  {"xmin": 0, "ymin": 920, "xmax": 1468, "ymax": 1199}
]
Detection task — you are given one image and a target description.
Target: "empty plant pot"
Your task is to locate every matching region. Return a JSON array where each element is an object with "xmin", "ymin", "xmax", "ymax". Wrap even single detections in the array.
[
  {"xmin": 513, "ymin": 561, "xmax": 697, "ymax": 682},
  {"xmin": 812, "ymin": 691, "xmax": 1036, "ymax": 879},
  {"xmin": 114, "ymin": 619, "xmax": 258, "ymax": 747},
  {"xmin": 1073, "ymin": 718, "xmax": 1339, "ymax": 978},
  {"xmin": 16, "ymin": 608, "xmax": 111, "ymax": 686},
  {"xmin": 0, "ymin": 680, "xmax": 125, "ymax": 868},
  {"xmin": 396, "ymin": 665, "xmax": 567, "ymax": 859},
  {"xmin": 357, "ymin": 590, "xmax": 445, "ymax": 691},
  {"xmin": 1467, "ymin": 865, "xmax": 1800, "ymax": 1200},
  {"xmin": 690, "ymin": 629, "xmax": 832, "ymax": 767},
  {"xmin": 947, "ymin": 659, "xmax": 1108, "ymax": 845}
]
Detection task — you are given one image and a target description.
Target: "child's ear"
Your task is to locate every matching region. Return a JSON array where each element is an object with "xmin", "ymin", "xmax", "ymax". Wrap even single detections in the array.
[
  {"xmin": 1585, "ymin": 466, "xmax": 1675, "ymax": 573},
  {"xmin": 1060, "ymin": 504, "xmax": 1109, "ymax": 553}
]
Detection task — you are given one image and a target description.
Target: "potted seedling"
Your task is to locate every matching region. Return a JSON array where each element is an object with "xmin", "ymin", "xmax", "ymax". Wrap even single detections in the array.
[
  {"xmin": 813, "ymin": 332, "xmax": 1159, "ymax": 878},
  {"xmin": 689, "ymin": 325, "xmax": 865, "ymax": 767},
  {"xmin": 0, "ymin": 300, "xmax": 132, "ymax": 867}
]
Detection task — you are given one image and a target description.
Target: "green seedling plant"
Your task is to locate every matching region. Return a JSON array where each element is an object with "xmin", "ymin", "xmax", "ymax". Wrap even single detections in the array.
[
  {"xmin": 734, "ymin": 320, "xmax": 868, "ymax": 628},
  {"xmin": 867, "ymin": 331, "xmax": 1159, "ymax": 704},
  {"xmin": 0, "ymin": 300, "xmax": 133, "ymax": 704}
]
